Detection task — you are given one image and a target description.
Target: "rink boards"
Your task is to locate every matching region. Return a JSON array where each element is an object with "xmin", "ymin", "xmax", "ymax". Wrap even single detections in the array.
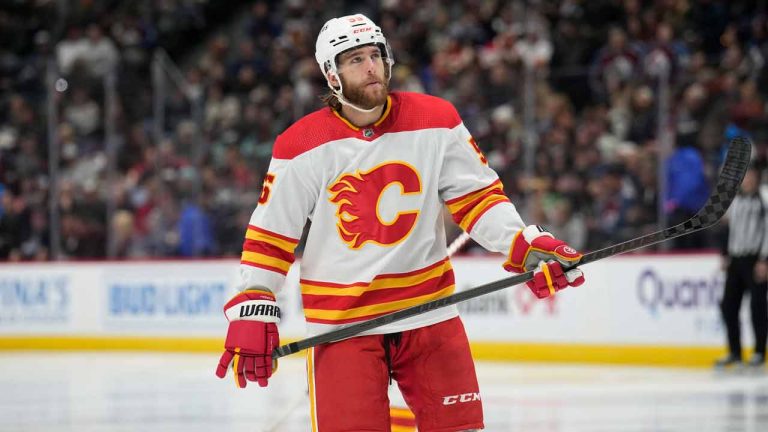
[{"xmin": 0, "ymin": 254, "xmax": 745, "ymax": 366}]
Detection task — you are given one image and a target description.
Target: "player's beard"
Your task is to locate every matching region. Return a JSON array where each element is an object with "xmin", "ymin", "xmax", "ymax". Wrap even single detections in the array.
[{"xmin": 341, "ymin": 75, "xmax": 388, "ymax": 110}]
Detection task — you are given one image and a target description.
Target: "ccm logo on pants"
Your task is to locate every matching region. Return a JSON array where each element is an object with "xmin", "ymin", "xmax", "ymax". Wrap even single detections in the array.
[{"xmin": 442, "ymin": 393, "xmax": 481, "ymax": 405}]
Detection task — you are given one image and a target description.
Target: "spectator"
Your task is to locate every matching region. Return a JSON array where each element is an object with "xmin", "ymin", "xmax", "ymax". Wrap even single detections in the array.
[
  {"xmin": 177, "ymin": 197, "xmax": 216, "ymax": 257},
  {"xmin": 546, "ymin": 197, "xmax": 587, "ymax": 251},
  {"xmin": 590, "ymin": 27, "xmax": 640, "ymax": 102},
  {"xmin": 63, "ymin": 88, "xmax": 101, "ymax": 138},
  {"xmin": 79, "ymin": 24, "xmax": 119, "ymax": 78},
  {"xmin": 56, "ymin": 26, "xmax": 87, "ymax": 75},
  {"xmin": 515, "ymin": 21, "xmax": 553, "ymax": 71},
  {"xmin": 665, "ymin": 140, "xmax": 710, "ymax": 249}
]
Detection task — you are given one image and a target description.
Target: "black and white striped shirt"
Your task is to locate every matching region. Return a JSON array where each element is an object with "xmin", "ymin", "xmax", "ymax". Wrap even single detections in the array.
[{"xmin": 726, "ymin": 191, "xmax": 768, "ymax": 258}]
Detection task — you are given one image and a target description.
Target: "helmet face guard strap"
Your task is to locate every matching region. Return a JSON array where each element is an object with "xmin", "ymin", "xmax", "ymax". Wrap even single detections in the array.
[{"xmin": 315, "ymin": 14, "xmax": 394, "ymax": 113}]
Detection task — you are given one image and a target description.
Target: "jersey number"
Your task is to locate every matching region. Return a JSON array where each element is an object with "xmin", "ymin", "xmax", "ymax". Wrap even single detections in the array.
[
  {"xmin": 258, "ymin": 173, "xmax": 276, "ymax": 204},
  {"xmin": 468, "ymin": 137, "xmax": 487, "ymax": 165}
]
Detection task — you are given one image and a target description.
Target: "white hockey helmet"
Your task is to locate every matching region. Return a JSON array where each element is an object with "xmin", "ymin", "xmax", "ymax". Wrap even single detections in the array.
[{"xmin": 315, "ymin": 13, "xmax": 393, "ymax": 79}]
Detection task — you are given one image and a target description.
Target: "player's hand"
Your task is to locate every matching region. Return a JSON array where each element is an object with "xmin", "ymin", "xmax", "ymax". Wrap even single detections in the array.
[
  {"xmin": 721, "ymin": 256, "xmax": 730, "ymax": 272},
  {"xmin": 215, "ymin": 289, "xmax": 280, "ymax": 388},
  {"xmin": 755, "ymin": 261, "xmax": 768, "ymax": 283},
  {"xmin": 504, "ymin": 225, "xmax": 585, "ymax": 298}
]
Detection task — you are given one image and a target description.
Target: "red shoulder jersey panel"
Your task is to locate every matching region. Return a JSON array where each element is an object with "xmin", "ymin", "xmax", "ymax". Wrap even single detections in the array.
[
  {"xmin": 272, "ymin": 92, "xmax": 462, "ymax": 160},
  {"xmin": 271, "ymin": 107, "xmax": 354, "ymax": 160},
  {"xmin": 378, "ymin": 92, "xmax": 462, "ymax": 133}
]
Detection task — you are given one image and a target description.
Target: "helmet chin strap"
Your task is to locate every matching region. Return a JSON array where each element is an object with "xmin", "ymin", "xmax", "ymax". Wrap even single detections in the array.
[
  {"xmin": 336, "ymin": 93, "xmax": 380, "ymax": 113},
  {"xmin": 328, "ymin": 60, "xmax": 392, "ymax": 114},
  {"xmin": 328, "ymin": 74, "xmax": 380, "ymax": 113}
]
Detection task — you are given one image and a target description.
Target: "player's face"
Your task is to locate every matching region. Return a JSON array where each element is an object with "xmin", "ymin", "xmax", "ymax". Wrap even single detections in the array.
[
  {"xmin": 336, "ymin": 45, "xmax": 388, "ymax": 109},
  {"xmin": 741, "ymin": 168, "xmax": 759, "ymax": 193}
]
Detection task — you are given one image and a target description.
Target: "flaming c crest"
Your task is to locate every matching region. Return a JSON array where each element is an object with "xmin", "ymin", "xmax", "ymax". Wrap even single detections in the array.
[{"xmin": 328, "ymin": 162, "xmax": 422, "ymax": 249}]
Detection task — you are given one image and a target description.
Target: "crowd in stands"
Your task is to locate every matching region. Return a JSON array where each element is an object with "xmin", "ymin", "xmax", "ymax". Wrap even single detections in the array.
[{"xmin": 1, "ymin": 0, "xmax": 767, "ymax": 260}]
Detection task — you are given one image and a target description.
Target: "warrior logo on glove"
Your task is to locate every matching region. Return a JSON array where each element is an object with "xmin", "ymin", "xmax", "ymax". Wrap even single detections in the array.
[
  {"xmin": 216, "ymin": 289, "xmax": 280, "ymax": 388},
  {"xmin": 504, "ymin": 225, "xmax": 585, "ymax": 298}
]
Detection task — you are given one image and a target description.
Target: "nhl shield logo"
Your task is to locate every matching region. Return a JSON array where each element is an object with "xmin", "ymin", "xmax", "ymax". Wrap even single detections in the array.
[{"xmin": 363, "ymin": 128, "xmax": 374, "ymax": 138}]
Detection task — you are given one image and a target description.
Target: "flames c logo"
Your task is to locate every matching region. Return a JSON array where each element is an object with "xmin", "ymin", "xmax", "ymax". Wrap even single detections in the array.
[{"xmin": 328, "ymin": 162, "xmax": 422, "ymax": 249}]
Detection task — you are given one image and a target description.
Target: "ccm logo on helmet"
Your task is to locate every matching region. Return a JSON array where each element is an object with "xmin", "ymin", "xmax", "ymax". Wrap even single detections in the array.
[
  {"xmin": 353, "ymin": 27, "xmax": 372, "ymax": 33},
  {"xmin": 442, "ymin": 392, "xmax": 481, "ymax": 405}
]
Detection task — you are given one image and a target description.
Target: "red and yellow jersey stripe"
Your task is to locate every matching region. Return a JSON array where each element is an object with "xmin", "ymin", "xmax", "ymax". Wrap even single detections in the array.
[
  {"xmin": 390, "ymin": 406, "xmax": 416, "ymax": 431},
  {"xmin": 240, "ymin": 225, "xmax": 299, "ymax": 275},
  {"xmin": 445, "ymin": 180, "xmax": 510, "ymax": 233},
  {"xmin": 300, "ymin": 258, "xmax": 455, "ymax": 324}
]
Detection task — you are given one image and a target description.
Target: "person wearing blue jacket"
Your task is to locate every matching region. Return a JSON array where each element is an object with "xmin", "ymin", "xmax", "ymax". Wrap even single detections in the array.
[{"xmin": 665, "ymin": 141, "xmax": 710, "ymax": 249}]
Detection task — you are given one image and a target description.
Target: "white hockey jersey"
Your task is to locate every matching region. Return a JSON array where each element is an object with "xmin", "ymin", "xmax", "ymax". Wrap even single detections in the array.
[{"xmin": 240, "ymin": 92, "xmax": 526, "ymax": 336}]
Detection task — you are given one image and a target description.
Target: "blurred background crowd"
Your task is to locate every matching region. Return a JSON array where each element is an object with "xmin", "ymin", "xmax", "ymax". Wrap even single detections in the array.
[{"xmin": 1, "ymin": 0, "xmax": 767, "ymax": 260}]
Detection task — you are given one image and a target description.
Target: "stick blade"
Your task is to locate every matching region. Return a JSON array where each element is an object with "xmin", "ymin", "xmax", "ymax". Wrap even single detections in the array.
[
  {"xmin": 691, "ymin": 136, "xmax": 752, "ymax": 227},
  {"xmin": 569, "ymin": 136, "xmax": 751, "ymax": 265}
]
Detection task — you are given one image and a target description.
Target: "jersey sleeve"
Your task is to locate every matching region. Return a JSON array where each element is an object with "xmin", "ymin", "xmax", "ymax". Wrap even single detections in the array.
[
  {"xmin": 238, "ymin": 145, "xmax": 321, "ymax": 293},
  {"xmin": 439, "ymin": 120, "xmax": 525, "ymax": 254}
]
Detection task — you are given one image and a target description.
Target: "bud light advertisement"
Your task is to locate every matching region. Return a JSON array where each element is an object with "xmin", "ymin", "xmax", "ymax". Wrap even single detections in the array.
[{"xmin": 105, "ymin": 278, "xmax": 228, "ymax": 329}]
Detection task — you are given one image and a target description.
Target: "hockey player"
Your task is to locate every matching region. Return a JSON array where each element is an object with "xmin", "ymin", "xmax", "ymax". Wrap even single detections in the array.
[{"xmin": 215, "ymin": 13, "xmax": 586, "ymax": 431}]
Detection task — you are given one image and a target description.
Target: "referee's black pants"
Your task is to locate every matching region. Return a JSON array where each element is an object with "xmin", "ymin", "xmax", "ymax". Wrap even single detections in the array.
[{"xmin": 720, "ymin": 255, "xmax": 768, "ymax": 358}]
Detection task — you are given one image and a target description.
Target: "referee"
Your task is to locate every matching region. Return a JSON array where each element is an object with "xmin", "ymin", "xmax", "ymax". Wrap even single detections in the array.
[{"xmin": 716, "ymin": 164, "xmax": 768, "ymax": 369}]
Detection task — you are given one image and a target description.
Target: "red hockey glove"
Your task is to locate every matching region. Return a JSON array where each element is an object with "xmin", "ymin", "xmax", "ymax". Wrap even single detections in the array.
[
  {"xmin": 215, "ymin": 289, "xmax": 280, "ymax": 388},
  {"xmin": 504, "ymin": 225, "xmax": 585, "ymax": 298}
]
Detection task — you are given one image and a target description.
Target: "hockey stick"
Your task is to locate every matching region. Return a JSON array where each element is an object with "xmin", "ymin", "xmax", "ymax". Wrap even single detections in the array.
[
  {"xmin": 273, "ymin": 137, "xmax": 752, "ymax": 359},
  {"xmin": 446, "ymin": 231, "xmax": 471, "ymax": 256},
  {"xmin": 261, "ymin": 231, "xmax": 473, "ymax": 431}
]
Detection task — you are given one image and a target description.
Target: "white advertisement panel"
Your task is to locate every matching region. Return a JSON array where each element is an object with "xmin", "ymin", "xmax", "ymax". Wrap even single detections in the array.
[
  {"xmin": 452, "ymin": 255, "xmax": 730, "ymax": 347},
  {"xmin": 0, "ymin": 254, "xmax": 738, "ymax": 348},
  {"xmin": 0, "ymin": 263, "xmax": 81, "ymax": 333}
]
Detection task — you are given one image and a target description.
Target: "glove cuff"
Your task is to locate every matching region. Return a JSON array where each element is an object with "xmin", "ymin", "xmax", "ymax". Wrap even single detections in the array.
[
  {"xmin": 504, "ymin": 225, "xmax": 582, "ymax": 273},
  {"xmin": 504, "ymin": 225, "xmax": 552, "ymax": 273},
  {"xmin": 224, "ymin": 289, "xmax": 281, "ymax": 323}
]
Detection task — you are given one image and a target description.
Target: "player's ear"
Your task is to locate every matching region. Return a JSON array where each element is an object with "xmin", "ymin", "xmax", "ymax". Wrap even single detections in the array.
[{"xmin": 327, "ymin": 71, "xmax": 340, "ymax": 89}]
